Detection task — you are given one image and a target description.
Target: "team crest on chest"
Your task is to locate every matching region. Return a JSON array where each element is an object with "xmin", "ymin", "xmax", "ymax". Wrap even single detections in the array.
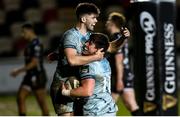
[{"xmin": 80, "ymin": 65, "xmax": 89, "ymax": 74}]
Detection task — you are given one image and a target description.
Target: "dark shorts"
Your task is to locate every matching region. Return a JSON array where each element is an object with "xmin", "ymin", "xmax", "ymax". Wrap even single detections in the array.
[
  {"xmin": 21, "ymin": 71, "xmax": 47, "ymax": 91},
  {"xmin": 50, "ymin": 70, "xmax": 74, "ymax": 115},
  {"xmin": 111, "ymin": 69, "xmax": 134, "ymax": 93},
  {"xmin": 123, "ymin": 69, "xmax": 134, "ymax": 89}
]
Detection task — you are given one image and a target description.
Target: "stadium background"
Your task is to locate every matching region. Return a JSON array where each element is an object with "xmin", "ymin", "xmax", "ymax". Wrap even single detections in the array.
[{"xmin": 0, "ymin": 0, "xmax": 179, "ymax": 115}]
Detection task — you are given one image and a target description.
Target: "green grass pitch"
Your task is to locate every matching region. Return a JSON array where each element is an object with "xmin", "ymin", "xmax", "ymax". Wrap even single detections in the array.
[{"xmin": 0, "ymin": 93, "xmax": 178, "ymax": 116}]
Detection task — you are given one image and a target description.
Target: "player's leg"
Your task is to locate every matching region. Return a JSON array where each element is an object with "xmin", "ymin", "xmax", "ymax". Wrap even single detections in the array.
[
  {"xmin": 17, "ymin": 85, "xmax": 30, "ymax": 116},
  {"xmin": 121, "ymin": 89, "xmax": 138, "ymax": 111},
  {"xmin": 55, "ymin": 86, "xmax": 74, "ymax": 116},
  {"xmin": 34, "ymin": 88, "xmax": 49, "ymax": 116},
  {"xmin": 50, "ymin": 73, "xmax": 74, "ymax": 116},
  {"xmin": 55, "ymin": 93, "xmax": 74, "ymax": 116},
  {"xmin": 121, "ymin": 89, "xmax": 141, "ymax": 116},
  {"xmin": 32, "ymin": 72, "xmax": 49, "ymax": 116},
  {"xmin": 121, "ymin": 71, "xmax": 142, "ymax": 116}
]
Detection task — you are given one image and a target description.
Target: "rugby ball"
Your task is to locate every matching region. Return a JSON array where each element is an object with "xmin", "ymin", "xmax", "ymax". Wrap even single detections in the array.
[{"xmin": 65, "ymin": 76, "xmax": 80, "ymax": 90}]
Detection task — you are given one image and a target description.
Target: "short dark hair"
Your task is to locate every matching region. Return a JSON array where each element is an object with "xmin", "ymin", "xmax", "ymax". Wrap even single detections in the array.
[
  {"xmin": 22, "ymin": 23, "xmax": 34, "ymax": 30},
  {"xmin": 89, "ymin": 33, "xmax": 109, "ymax": 52},
  {"xmin": 75, "ymin": 2, "xmax": 100, "ymax": 19},
  {"xmin": 108, "ymin": 12, "xmax": 126, "ymax": 28}
]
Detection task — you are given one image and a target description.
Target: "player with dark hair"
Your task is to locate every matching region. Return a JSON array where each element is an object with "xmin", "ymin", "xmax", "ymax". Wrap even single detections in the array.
[
  {"xmin": 61, "ymin": 33, "xmax": 118, "ymax": 116},
  {"xmin": 49, "ymin": 2, "xmax": 130, "ymax": 116},
  {"xmin": 75, "ymin": 2, "xmax": 100, "ymax": 20},
  {"xmin": 106, "ymin": 12, "xmax": 142, "ymax": 116},
  {"xmin": 50, "ymin": 3, "xmax": 103, "ymax": 116},
  {"xmin": 10, "ymin": 23, "xmax": 49, "ymax": 116}
]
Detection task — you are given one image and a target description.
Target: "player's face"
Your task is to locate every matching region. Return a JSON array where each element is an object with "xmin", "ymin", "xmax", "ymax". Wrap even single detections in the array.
[
  {"xmin": 21, "ymin": 28, "xmax": 30, "ymax": 40},
  {"xmin": 105, "ymin": 20, "xmax": 117, "ymax": 35},
  {"xmin": 83, "ymin": 41, "xmax": 98, "ymax": 55},
  {"xmin": 84, "ymin": 13, "xmax": 98, "ymax": 31}
]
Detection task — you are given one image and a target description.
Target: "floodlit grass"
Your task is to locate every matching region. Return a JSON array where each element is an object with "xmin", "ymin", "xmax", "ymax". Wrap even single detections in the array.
[
  {"xmin": 0, "ymin": 93, "xmax": 179, "ymax": 116},
  {"xmin": 0, "ymin": 94, "xmax": 56, "ymax": 116},
  {"xmin": 116, "ymin": 97, "xmax": 131, "ymax": 116}
]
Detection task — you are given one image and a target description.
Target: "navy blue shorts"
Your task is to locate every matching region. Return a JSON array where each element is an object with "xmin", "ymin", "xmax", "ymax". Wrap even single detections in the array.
[{"xmin": 21, "ymin": 72, "xmax": 47, "ymax": 90}]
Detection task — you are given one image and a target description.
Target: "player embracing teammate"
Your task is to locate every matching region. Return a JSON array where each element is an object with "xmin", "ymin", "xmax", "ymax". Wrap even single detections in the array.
[
  {"xmin": 49, "ymin": 2, "xmax": 133, "ymax": 116},
  {"xmin": 50, "ymin": 3, "xmax": 104, "ymax": 116},
  {"xmin": 61, "ymin": 33, "xmax": 118, "ymax": 116}
]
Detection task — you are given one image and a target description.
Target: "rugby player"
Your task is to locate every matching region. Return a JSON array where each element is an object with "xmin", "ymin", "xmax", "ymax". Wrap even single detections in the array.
[
  {"xmin": 10, "ymin": 23, "xmax": 49, "ymax": 116},
  {"xmin": 106, "ymin": 12, "xmax": 142, "ymax": 116},
  {"xmin": 50, "ymin": 3, "xmax": 103, "ymax": 116},
  {"xmin": 61, "ymin": 33, "xmax": 118, "ymax": 116},
  {"xmin": 49, "ymin": 3, "xmax": 130, "ymax": 116}
]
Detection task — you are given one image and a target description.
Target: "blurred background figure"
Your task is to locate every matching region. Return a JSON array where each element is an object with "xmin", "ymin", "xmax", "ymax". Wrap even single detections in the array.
[
  {"xmin": 106, "ymin": 12, "xmax": 141, "ymax": 116},
  {"xmin": 10, "ymin": 23, "xmax": 49, "ymax": 116}
]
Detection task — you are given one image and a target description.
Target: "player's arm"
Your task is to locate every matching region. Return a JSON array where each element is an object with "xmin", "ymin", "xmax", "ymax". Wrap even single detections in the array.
[
  {"xmin": 21, "ymin": 57, "xmax": 38, "ymax": 71},
  {"xmin": 11, "ymin": 44, "xmax": 40, "ymax": 77},
  {"xmin": 107, "ymin": 28, "xmax": 130, "ymax": 53},
  {"xmin": 62, "ymin": 78, "xmax": 95, "ymax": 97},
  {"xmin": 10, "ymin": 57, "xmax": 38, "ymax": 77},
  {"xmin": 115, "ymin": 52, "xmax": 124, "ymax": 91},
  {"xmin": 65, "ymin": 48, "xmax": 104, "ymax": 66},
  {"xmin": 63, "ymin": 32, "xmax": 104, "ymax": 66},
  {"xmin": 62, "ymin": 64, "xmax": 95, "ymax": 97}
]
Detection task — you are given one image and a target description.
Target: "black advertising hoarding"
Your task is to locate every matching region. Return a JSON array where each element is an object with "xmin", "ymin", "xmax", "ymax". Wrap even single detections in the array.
[
  {"xmin": 131, "ymin": 0, "xmax": 177, "ymax": 115},
  {"xmin": 158, "ymin": 0, "xmax": 178, "ymax": 115},
  {"xmin": 131, "ymin": 1, "xmax": 158, "ymax": 115}
]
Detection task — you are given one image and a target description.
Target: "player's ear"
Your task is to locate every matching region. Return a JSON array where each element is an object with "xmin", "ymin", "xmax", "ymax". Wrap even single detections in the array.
[{"xmin": 81, "ymin": 17, "xmax": 86, "ymax": 23}]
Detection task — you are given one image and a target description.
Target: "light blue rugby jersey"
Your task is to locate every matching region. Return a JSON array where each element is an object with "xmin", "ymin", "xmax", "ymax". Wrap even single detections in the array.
[
  {"xmin": 55, "ymin": 27, "xmax": 91, "ymax": 81},
  {"xmin": 62, "ymin": 27, "xmax": 91, "ymax": 65},
  {"xmin": 63, "ymin": 28, "xmax": 90, "ymax": 54},
  {"xmin": 79, "ymin": 58, "xmax": 118, "ymax": 116}
]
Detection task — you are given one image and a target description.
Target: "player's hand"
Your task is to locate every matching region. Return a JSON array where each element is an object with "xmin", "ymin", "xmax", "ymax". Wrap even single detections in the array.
[
  {"xmin": 47, "ymin": 52, "xmax": 58, "ymax": 63},
  {"xmin": 116, "ymin": 79, "xmax": 124, "ymax": 92},
  {"xmin": 121, "ymin": 27, "xmax": 130, "ymax": 39},
  {"xmin": 61, "ymin": 83, "xmax": 66, "ymax": 90},
  {"xmin": 108, "ymin": 28, "xmax": 130, "ymax": 53},
  {"xmin": 10, "ymin": 69, "xmax": 21, "ymax": 77},
  {"xmin": 61, "ymin": 83, "xmax": 71, "ymax": 96},
  {"xmin": 94, "ymin": 48, "xmax": 104, "ymax": 61}
]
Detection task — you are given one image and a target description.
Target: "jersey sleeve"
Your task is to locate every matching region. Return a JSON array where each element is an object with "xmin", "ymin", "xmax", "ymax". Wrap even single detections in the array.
[
  {"xmin": 63, "ymin": 31, "xmax": 77, "ymax": 49},
  {"xmin": 79, "ymin": 64, "xmax": 96, "ymax": 80},
  {"xmin": 31, "ymin": 43, "xmax": 42, "ymax": 58}
]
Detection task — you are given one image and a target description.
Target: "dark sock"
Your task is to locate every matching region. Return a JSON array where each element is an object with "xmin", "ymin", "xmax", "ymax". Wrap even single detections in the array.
[
  {"xmin": 19, "ymin": 113, "xmax": 26, "ymax": 116},
  {"xmin": 131, "ymin": 109, "xmax": 143, "ymax": 116}
]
